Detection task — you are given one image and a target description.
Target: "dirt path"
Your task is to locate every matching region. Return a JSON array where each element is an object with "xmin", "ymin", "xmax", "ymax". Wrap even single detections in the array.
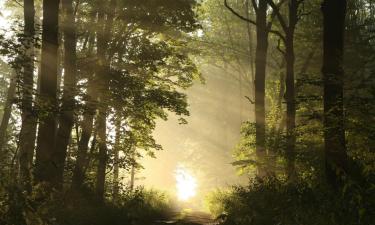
[{"xmin": 155, "ymin": 210, "xmax": 222, "ymax": 225}]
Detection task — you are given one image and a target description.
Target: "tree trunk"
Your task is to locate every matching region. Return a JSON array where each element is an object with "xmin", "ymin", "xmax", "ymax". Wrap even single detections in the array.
[
  {"xmin": 34, "ymin": 0, "xmax": 60, "ymax": 185},
  {"xmin": 285, "ymin": 31, "xmax": 296, "ymax": 180},
  {"xmin": 254, "ymin": 1, "xmax": 269, "ymax": 177},
  {"xmin": 0, "ymin": 72, "xmax": 16, "ymax": 151},
  {"xmin": 19, "ymin": 0, "xmax": 37, "ymax": 192},
  {"xmin": 54, "ymin": 0, "xmax": 77, "ymax": 190},
  {"xmin": 321, "ymin": 0, "xmax": 348, "ymax": 186},
  {"xmin": 285, "ymin": 0, "xmax": 299, "ymax": 181}
]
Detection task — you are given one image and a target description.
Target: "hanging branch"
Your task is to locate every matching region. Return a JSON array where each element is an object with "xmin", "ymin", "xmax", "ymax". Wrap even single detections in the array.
[{"xmin": 266, "ymin": 0, "xmax": 288, "ymax": 44}]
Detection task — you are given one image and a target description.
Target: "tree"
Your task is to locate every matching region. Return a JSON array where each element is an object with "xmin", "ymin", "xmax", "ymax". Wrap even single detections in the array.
[
  {"xmin": 321, "ymin": 0, "xmax": 348, "ymax": 186},
  {"xmin": 18, "ymin": 0, "xmax": 37, "ymax": 191},
  {"xmin": 266, "ymin": 0, "xmax": 306, "ymax": 180},
  {"xmin": 54, "ymin": 0, "xmax": 78, "ymax": 189},
  {"xmin": 71, "ymin": 8, "xmax": 98, "ymax": 191},
  {"xmin": 95, "ymin": 0, "xmax": 116, "ymax": 202},
  {"xmin": 34, "ymin": 0, "xmax": 60, "ymax": 185},
  {"xmin": 224, "ymin": 0, "xmax": 282, "ymax": 176}
]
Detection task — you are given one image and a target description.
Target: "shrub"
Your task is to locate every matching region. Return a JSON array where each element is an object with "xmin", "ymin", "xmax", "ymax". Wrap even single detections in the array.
[
  {"xmin": 0, "ymin": 184, "xmax": 173, "ymax": 225},
  {"xmin": 206, "ymin": 177, "xmax": 374, "ymax": 225}
]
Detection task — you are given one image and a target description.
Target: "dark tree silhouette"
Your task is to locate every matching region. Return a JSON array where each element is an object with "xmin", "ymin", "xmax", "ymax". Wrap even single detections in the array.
[{"xmin": 322, "ymin": 0, "xmax": 348, "ymax": 186}]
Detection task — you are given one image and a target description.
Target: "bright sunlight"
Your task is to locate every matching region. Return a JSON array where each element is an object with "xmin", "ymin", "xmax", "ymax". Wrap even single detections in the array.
[{"xmin": 175, "ymin": 167, "xmax": 197, "ymax": 201}]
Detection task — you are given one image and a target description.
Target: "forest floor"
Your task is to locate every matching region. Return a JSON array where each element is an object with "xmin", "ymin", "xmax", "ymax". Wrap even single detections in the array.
[{"xmin": 155, "ymin": 210, "xmax": 221, "ymax": 225}]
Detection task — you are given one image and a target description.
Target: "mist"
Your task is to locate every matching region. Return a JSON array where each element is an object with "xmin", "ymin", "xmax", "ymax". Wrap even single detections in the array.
[{"xmin": 140, "ymin": 65, "xmax": 251, "ymax": 208}]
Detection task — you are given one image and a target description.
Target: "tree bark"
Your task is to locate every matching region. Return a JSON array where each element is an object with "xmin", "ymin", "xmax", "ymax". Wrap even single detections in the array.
[
  {"xmin": 254, "ymin": 1, "xmax": 269, "ymax": 177},
  {"xmin": 19, "ymin": 0, "xmax": 37, "ymax": 192},
  {"xmin": 0, "ymin": 71, "xmax": 16, "ymax": 151},
  {"xmin": 284, "ymin": 0, "xmax": 298, "ymax": 181},
  {"xmin": 34, "ymin": 0, "xmax": 60, "ymax": 185},
  {"xmin": 54, "ymin": 0, "xmax": 77, "ymax": 190},
  {"xmin": 321, "ymin": 0, "xmax": 348, "ymax": 186}
]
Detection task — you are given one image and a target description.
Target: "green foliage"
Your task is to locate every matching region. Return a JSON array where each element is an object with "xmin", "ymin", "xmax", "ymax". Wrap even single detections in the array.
[
  {"xmin": 54, "ymin": 187, "xmax": 172, "ymax": 225},
  {"xmin": 0, "ymin": 183, "xmax": 173, "ymax": 225},
  {"xmin": 207, "ymin": 177, "xmax": 375, "ymax": 225}
]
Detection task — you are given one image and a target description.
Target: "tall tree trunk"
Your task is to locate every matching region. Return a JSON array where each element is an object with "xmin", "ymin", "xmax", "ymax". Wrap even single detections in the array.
[
  {"xmin": 0, "ymin": 72, "xmax": 16, "ymax": 151},
  {"xmin": 321, "ymin": 0, "xmax": 348, "ymax": 186},
  {"xmin": 285, "ymin": 32, "xmax": 296, "ymax": 180},
  {"xmin": 254, "ymin": 1, "xmax": 269, "ymax": 177},
  {"xmin": 19, "ymin": 0, "xmax": 36, "ymax": 192},
  {"xmin": 54, "ymin": 0, "xmax": 77, "ymax": 189},
  {"xmin": 34, "ymin": 0, "xmax": 60, "ymax": 185},
  {"xmin": 284, "ymin": 0, "xmax": 298, "ymax": 180},
  {"xmin": 224, "ymin": 0, "xmax": 271, "ymax": 177}
]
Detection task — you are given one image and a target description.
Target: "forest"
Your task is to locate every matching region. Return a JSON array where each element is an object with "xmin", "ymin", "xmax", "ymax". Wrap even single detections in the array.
[{"xmin": 0, "ymin": 0, "xmax": 374, "ymax": 224}]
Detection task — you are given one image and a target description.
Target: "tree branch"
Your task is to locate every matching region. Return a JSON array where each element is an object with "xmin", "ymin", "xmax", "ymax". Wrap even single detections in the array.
[
  {"xmin": 245, "ymin": 96, "xmax": 255, "ymax": 104},
  {"xmin": 269, "ymin": 29, "xmax": 286, "ymax": 43},
  {"xmin": 265, "ymin": 0, "xmax": 288, "ymax": 33},
  {"xmin": 224, "ymin": 0, "xmax": 257, "ymax": 25}
]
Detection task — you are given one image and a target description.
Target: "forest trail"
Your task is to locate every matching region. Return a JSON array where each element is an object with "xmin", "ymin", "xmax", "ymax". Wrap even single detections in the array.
[{"xmin": 155, "ymin": 210, "xmax": 221, "ymax": 225}]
